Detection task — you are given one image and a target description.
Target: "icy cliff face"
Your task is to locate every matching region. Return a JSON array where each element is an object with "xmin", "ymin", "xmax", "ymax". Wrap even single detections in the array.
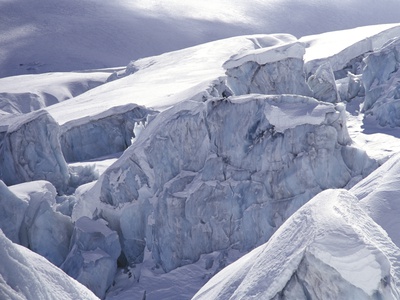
[
  {"xmin": 224, "ymin": 35, "xmax": 311, "ymax": 97},
  {"xmin": 62, "ymin": 216, "xmax": 121, "ymax": 299},
  {"xmin": 0, "ymin": 229, "xmax": 98, "ymax": 300},
  {"xmin": 60, "ymin": 104, "xmax": 156, "ymax": 162},
  {"xmin": 362, "ymin": 37, "xmax": 400, "ymax": 127},
  {"xmin": 0, "ymin": 110, "xmax": 69, "ymax": 193},
  {"xmin": 193, "ymin": 189, "xmax": 400, "ymax": 300},
  {"xmin": 75, "ymin": 95, "xmax": 377, "ymax": 272}
]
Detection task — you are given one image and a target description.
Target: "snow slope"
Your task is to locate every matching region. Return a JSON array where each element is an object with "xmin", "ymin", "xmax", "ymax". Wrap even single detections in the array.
[
  {"xmin": 193, "ymin": 189, "xmax": 400, "ymax": 300},
  {"xmin": 2, "ymin": 0, "xmax": 400, "ymax": 78},
  {"xmin": 0, "ymin": 229, "xmax": 98, "ymax": 300}
]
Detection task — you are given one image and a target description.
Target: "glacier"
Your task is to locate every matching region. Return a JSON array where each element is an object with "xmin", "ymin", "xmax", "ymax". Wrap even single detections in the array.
[
  {"xmin": 74, "ymin": 94, "xmax": 377, "ymax": 273},
  {"xmin": 193, "ymin": 189, "xmax": 400, "ymax": 300}
]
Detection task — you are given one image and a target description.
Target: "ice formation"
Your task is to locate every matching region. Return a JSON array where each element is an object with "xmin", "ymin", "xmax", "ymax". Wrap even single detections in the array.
[
  {"xmin": 62, "ymin": 216, "xmax": 121, "ymax": 299},
  {"xmin": 193, "ymin": 189, "xmax": 400, "ymax": 300},
  {"xmin": 75, "ymin": 94, "xmax": 377, "ymax": 273},
  {"xmin": 224, "ymin": 35, "xmax": 311, "ymax": 97},
  {"xmin": 0, "ymin": 110, "xmax": 69, "ymax": 193},
  {"xmin": 362, "ymin": 37, "xmax": 400, "ymax": 127},
  {"xmin": 0, "ymin": 229, "xmax": 98, "ymax": 300}
]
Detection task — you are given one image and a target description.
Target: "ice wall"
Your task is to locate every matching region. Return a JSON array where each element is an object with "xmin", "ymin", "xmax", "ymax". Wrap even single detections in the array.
[
  {"xmin": 193, "ymin": 189, "xmax": 400, "ymax": 300},
  {"xmin": 77, "ymin": 95, "xmax": 377, "ymax": 272},
  {"xmin": 62, "ymin": 216, "xmax": 121, "ymax": 299},
  {"xmin": 223, "ymin": 37, "xmax": 312, "ymax": 97},
  {"xmin": 362, "ymin": 37, "xmax": 400, "ymax": 127},
  {"xmin": 0, "ymin": 110, "xmax": 69, "ymax": 193},
  {"xmin": 60, "ymin": 104, "xmax": 156, "ymax": 162}
]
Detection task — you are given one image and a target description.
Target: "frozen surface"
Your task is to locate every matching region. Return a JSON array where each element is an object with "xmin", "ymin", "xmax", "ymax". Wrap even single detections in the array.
[
  {"xmin": 0, "ymin": 229, "xmax": 98, "ymax": 300},
  {"xmin": 352, "ymin": 153, "xmax": 400, "ymax": 248},
  {"xmin": 75, "ymin": 95, "xmax": 376, "ymax": 273},
  {"xmin": 0, "ymin": 71, "xmax": 109, "ymax": 114},
  {"xmin": 62, "ymin": 216, "xmax": 121, "ymax": 299},
  {"xmin": 301, "ymin": 24, "xmax": 400, "ymax": 76},
  {"xmin": 0, "ymin": 110, "xmax": 69, "ymax": 193},
  {"xmin": 193, "ymin": 189, "xmax": 400, "ymax": 300}
]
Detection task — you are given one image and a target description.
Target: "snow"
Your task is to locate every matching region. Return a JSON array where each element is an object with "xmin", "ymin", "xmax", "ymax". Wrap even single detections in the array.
[
  {"xmin": 0, "ymin": 229, "xmax": 98, "ymax": 300},
  {"xmin": 193, "ymin": 189, "xmax": 400, "ymax": 299}
]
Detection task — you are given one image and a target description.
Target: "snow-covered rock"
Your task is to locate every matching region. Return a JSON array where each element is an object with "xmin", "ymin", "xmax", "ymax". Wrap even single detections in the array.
[
  {"xmin": 62, "ymin": 216, "xmax": 121, "ymax": 299},
  {"xmin": 0, "ymin": 229, "xmax": 98, "ymax": 300},
  {"xmin": 75, "ymin": 95, "xmax": 377, "ymax": 272},
  {"xmin": 61, "ymin": 104, "xmax": 156, "ymax": 162},
  {"xmin": 13, "ymin": 180, "xmax": 73, "ymax": 267},
  {"xmin": 193, "ymin": 189, "xmax": 400, "ymax": 300},
  {"xmin": 362, "ymin": 37, "xmax": 400, "ymax": 127},
  {"xmin": 0, "ymin": 110, "xmax": 69, "ymax": 193},
  {"xmin": 224, "ymin": 34, "xmax": 311, "ymax": 97}
]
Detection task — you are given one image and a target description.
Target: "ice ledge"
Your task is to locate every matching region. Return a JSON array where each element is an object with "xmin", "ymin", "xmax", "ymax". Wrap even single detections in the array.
[{"xmin": 223, "ymin": 34, "xmax": 304, "ymax": 69}]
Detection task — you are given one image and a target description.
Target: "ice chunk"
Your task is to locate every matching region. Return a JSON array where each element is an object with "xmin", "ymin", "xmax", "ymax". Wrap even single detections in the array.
[
  {"xmin": 0, "ymin": 180, "xmax": 28, "ymax": 243},
  {"xmin": 0, "ymin": 110, "xmax": 69, "ymax": 193},
  {"xmin": 76, "ymin": 95, "xmax": 376, "ymax": 272},
  {"xmin": 307, "ymin": 62, "xmax": 340, "ymax": 103},
  {"xmin": 15, "ymin": 180, "xmax": 73, "ymax": 266},
  {"xmin": 362, "ymin": 37, "xmax": 400, "ymax": 127},
  {"xmin": 61, "ymin": 104, "xmax": 157, "ymax": 162},
  {"xmin": 193, "ymin": 189, "xmax": 400, "ymax": 299},
  {"xmin": 0, "ymin": 229, "xmax": 98, "ymax": 300},
  {"xmin": 224, "ymin": 35, "xmax": 312, "ymax": 97},
  {"xmin": 62, "ymin": 216, "xmax": 121, "ymax": 298}
]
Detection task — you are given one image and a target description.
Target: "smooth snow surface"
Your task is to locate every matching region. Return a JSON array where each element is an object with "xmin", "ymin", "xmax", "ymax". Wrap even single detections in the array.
[
  {"xmin": 193, "ymin": 189, "xmax": 400, "ymax": 300},
  {"xmin": 0, "ymin": 229, "xmax": 98, "ymax": 300},
  {"xmin": 2, "ymin": 0, "xmax": 400, "ymax": 78}
]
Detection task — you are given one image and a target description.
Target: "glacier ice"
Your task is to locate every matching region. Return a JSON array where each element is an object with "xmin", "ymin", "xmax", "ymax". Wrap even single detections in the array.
[
  {"xmin": 193, "ymin": 189, "xmax": 400, "ymax": 300},
  {"xmin": 307, "ymin": 62, "xmax": 340, "ymax": 103},
  {"xmin": 224, "ymin": 35, "xmax": 312, "ymax": 97},
  {"xmin": 75, "ymin": 94, "xmax": 377, "ymax": 272},
  {"xmin": 11, "ymin": 180, "xmax": 73, "ymax": 267},
  {"xmin": 62, "ymin": 216, "xmax": 121, "ymax": 299},
  {"xmin": 362, "ymin": 37, "xmax": 400, "ymax": 127},
  {"xmin": 0, "ymin": 110, "xmax": 69, "ymax": 193},
  {"xmin": 0, "ymin": 229, "xmax": 98, "ymax": 300},
  {"xmin": 61, "ymin": 104, "xmax": 156, "ymax": 162}
]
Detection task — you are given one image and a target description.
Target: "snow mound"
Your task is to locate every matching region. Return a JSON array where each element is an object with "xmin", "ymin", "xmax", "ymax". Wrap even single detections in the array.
[
  {"xmin": 193, "ymin": 189, "xmax": 400, "ymax": 300},
  {"xmin": 0, "ymin": 229, "xmax": 98, "ymax": 300},
  {"xmin": 74, "ymin": 95, "xmax": 376, "ymax": 272},
  {"xmin": 352, "ymin": 153, "xmax": 400, "ymax": 248}
]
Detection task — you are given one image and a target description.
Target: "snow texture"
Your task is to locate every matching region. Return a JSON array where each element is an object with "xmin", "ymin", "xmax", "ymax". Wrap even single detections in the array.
[
  {"xmin": 62, "ymin": 216, "xmax": 121, "ymax": 299},
  {"xmin": 193, "ymin": 189, "xmax": 400, "ymax": 300},
  {"xmin": 0, "ymin": 229, "xmax": 98, "ymax": 300},
  {"xmin": 0, "ymin": 110, "xmax": 69, "ymax": 193},
  {"xmin": 74, "ymin": 95, "xmax": 377, "ymax": 273}
]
